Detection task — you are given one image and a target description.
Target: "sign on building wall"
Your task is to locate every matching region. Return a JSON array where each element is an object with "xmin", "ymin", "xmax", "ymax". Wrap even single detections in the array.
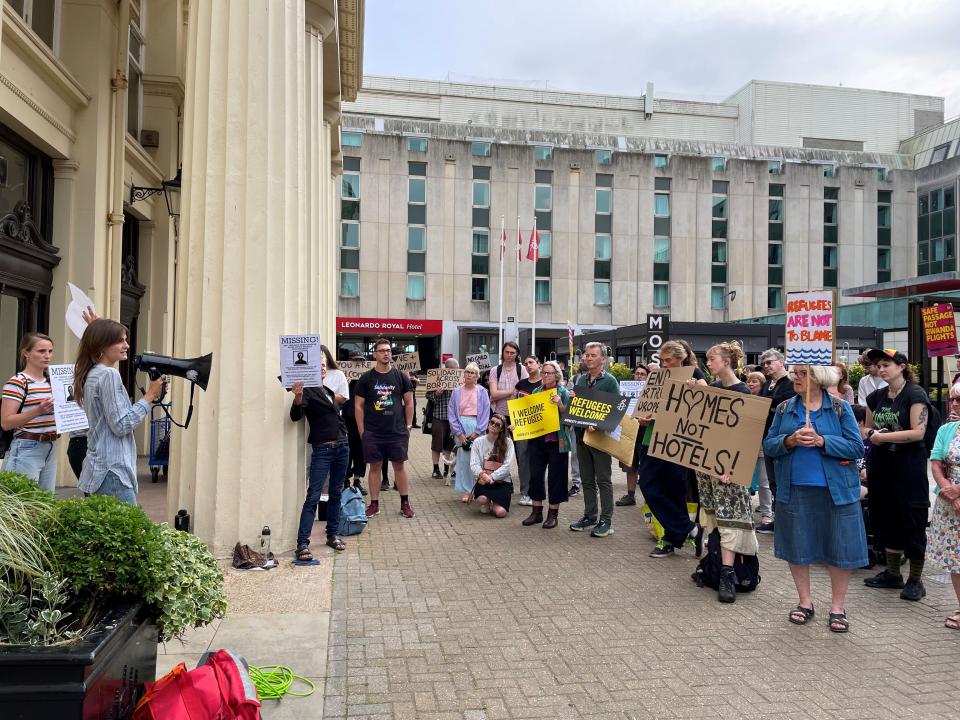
[
  {"xmin": 336, "ymin": 317, "xmax": 443, "ymax": 335},
  {"xmin": 784, "ymin": 290, "xmax": 836, "ymax": 366},
  {"xmin": 921, "ymin": 303, "xmax": 959, "ymax": 357},
  {"xmin": 646, "ymin": 314, "xmax": 670, "ymax": 365}
]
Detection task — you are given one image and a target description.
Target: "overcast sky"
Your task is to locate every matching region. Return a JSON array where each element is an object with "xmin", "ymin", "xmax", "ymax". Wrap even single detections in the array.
[{"xmin": 364, "ymin": 0, "xmax": 960, "ymax": 118}]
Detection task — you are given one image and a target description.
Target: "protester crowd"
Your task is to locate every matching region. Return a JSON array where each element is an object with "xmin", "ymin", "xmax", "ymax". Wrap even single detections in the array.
[{"xmin": 3, "ymin": 324, "xmax": 958, "ymax": 634}]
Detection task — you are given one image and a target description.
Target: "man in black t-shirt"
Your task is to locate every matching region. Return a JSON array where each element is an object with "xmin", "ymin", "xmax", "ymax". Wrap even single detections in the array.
[
  {"xmin": 355, "ymin": 338, "xmax": 415, "ymax": 518},
  {"xmin": 759, "ymin": 348, "xmax": 797, "ymax": 531}
]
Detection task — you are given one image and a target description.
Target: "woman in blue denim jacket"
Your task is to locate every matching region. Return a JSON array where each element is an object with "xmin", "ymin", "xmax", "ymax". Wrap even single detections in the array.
[{"xmin": 764, "ymin": 364, "xmax": 867, "ymax": 633}]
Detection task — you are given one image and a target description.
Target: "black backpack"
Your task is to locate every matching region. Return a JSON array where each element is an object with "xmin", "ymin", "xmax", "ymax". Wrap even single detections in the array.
[
  {"xmin": 691, "ymin": 529, "xmax": 761, "ymax": 594},
  {"xmin": 0, "ymin": 376, "xmax": 29, "ymax": 459}
]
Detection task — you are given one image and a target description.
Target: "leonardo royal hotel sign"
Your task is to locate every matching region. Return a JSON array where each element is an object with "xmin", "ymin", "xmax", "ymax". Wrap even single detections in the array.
[{"xmin": 336, "ymin": 317, "xmax": 443, "ymax": 335}]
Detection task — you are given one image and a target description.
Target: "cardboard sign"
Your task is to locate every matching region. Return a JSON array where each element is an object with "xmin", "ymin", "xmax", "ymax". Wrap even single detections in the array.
[
  {"xmin": 426, "ymin": 368, "xmax": 464, "ymax": 393},
  {"xmin": 339, "ymin": 360, "xmax": 373, "ymax": 382},
  {"xmin": 633, "ymin": 366, "xmax": 695, "ymax": 418},
  {"xmin": 393, "ymin": 352, "xmax": 421, "ymax": 374},
  {"xmin": 647, "ymin": 380, "xmax": 771, "ymax": 486},
  {"xmin": 784, "ymin": 290, "xmax": 836, "ymax": 366},
  {"xmin": 279, "ymin": 335, "xmax": 323, "ymax": 388},
  {"xmin": 921, "ymin": 303, "xmax": 959, "ymax": 357},
  {"xmin": 508, "ymin": 390, "xmax": 560, "ymax": 441},
  {"xmin": 563, "ymin": 386, "xmax": 629, "ymax": 432},
  {"xmin": 584, "ymin": 415, "xmax": 640, "ymax": 466},
  {"xmin": 48, "ymin": 364, "xmax": 88, "ymax": 433},
  {"xmin": 466, "ymin": 352, "xmax": 492, "ymax": 371}
]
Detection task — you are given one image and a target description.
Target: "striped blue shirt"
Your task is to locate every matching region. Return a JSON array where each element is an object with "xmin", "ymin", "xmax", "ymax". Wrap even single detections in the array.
[{"xmin": 78, "ymin": 364, "xmax": 149, "ymax": 494}]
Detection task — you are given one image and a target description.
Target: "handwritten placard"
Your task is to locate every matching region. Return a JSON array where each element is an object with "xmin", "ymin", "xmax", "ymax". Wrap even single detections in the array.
[
  {"xmin": 508, "ymin": 390, "xmax": 560, "ymax": 441},
  {"xmin": 633, "ymin": 366, "xmax": 695, "ymax": 418},
  {"xmin": 426, "ymin": 368, "xmax": 465, "ymax": 393},
  {"xmin": 921, "ymin": 303, "xmax": 959, "ymax": 357},
  {"xmin": 393, "ymin": 352, "xmax": 421, "ymax": 374},
  {"xmin": 785, "ymin": 290, "xmax": 836, "ymax": 366},
  {"xmin": 339, "ymin": 360, "xmax": 373, "ymax": 382},
  {"xmin": 466, "ymin": 352, "xmax": 492, "ymax": 371},
  {"xmin": 647, "ymin": 380, "xmax": 771, "ymax": 486}
]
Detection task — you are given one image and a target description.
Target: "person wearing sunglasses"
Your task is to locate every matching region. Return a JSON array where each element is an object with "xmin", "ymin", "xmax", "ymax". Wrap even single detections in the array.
[{"xmin": 469, "ymin": 413, "xmax": 515, "ymax": 517}]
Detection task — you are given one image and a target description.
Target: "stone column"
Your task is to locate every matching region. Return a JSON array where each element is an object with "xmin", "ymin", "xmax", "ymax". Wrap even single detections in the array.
[{"xmin": 170, "ymin": 0, "xmax": 316, "ymax": 554}]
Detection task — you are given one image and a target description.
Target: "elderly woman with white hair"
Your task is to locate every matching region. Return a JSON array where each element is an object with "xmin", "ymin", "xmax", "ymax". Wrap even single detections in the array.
[
  {"xmin": 764, "ymin": 364, "xmax": 867, "ymax": 633},
  {"xmin": 448, "ymin": 362, "xmax": 491, "ymax": 503}
]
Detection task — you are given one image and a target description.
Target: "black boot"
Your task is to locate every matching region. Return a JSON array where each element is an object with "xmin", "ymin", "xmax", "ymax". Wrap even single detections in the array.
[
  {"xmin": 521, "ymin": 507, "xmax": 544, "ymax": 526},
  {"xmin": 718, "ymin": 566, "xmax": 737, "ymax": 604},
  {"xmin": 353, "ymin": 478, "xmax": 367, "ymax": 496}
]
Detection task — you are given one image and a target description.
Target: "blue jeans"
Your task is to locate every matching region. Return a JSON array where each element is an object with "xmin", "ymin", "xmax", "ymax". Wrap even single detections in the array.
[
  {"xmin": 297, "ymin": 443, "xmax": 349, "ymax": 547},
  {"xmin": 3, "ymin": 437, "xmax": 57, "ymax": 492},
  {"xmin": 93, "ymin": 470, "xmax": 138, "ymax": 505}
]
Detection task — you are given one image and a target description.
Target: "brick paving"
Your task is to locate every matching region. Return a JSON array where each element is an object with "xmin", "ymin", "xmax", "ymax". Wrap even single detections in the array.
[{"xmin": 323, "ymin": 431, "xmax": 960, "ymax": 720}]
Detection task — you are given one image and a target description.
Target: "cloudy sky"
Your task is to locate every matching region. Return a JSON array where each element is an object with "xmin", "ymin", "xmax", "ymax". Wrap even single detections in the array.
[{"xmin": 364, "ymin": 0, "xmax": 960, "ymax": 117}]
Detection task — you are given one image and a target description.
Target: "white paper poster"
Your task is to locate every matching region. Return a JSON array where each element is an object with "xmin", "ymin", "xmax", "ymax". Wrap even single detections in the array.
[
  {"xmin": 279, "ymin": 335, "xmax": 323, "ymax": 388},
  {"xmin": 48, "ymin": 364, "xmax": 89, "ymax": 433},
  {"xmin": 610, "ymin": 380, "xmax": 647, "ymax": 441},
  {"xmin": 65, "ymin": 283, "xmax": 97, "ymax": 340}
]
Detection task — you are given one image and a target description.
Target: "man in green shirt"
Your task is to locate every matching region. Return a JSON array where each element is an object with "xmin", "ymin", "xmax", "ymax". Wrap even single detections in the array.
[{"xmin": 568, "ymin": 342, "xmax": 620, "ymax": 537}]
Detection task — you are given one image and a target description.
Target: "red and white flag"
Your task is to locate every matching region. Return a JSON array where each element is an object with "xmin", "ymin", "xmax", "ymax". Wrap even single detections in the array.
[
  {"xmin": 526, "ymin": 226, "xmax": 540, "ymax": 262},
  {"xmin": 500, "ymin": 227, "xmax": 507, "ymax": 260},
  {"xmin": 517, "ymin": 227, "xmax": 524, "ymax": 262}
]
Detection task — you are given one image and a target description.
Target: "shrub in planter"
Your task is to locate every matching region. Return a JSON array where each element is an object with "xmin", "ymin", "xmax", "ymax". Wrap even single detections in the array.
[
  {"xmin": 0, "ymin": 471, "xmax": 55, "ymax": 584},
  {"xmin": 607, "ymin": 362, "xmax": 633, "ymax": 381}
]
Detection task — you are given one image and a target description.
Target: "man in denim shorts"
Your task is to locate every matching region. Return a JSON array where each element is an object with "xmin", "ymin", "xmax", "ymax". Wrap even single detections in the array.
[{"xmin": 355, "ymin": 338, "xmax": 415, "ymax": 518}]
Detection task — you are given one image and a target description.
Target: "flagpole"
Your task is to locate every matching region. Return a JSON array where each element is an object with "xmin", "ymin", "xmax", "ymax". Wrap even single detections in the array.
[
  {"xmin": 515, "ymin": 215, "xmax": 520, "ymax": 345},
  {"xmin": 530, "ymin": 216, "xmax": 537, "ymax": 358},
  {"xmin": 498, "ymin": 215, "xmax": 505, "ymax": 354}
]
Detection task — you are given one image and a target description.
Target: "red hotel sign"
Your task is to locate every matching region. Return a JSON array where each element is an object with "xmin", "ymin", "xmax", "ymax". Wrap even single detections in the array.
[{"xmin": 337, "ymin": 317, "xmax": 443, "ymax": 335}]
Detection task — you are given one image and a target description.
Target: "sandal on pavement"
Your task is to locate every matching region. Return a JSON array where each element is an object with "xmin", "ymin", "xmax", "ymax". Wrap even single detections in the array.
[
  {"xmin": 296, "ymin": 545, "xmax": 313, "ymax": 562},
  {"xmin": 325, "ymin": 536, "xmax": 346, "ymax": 552},
  {"xmin": 829, "ymin": 611, "xmax": 850, "ymax": 633},
  {"xmin": 788, "ymin": 605, "xmax": 815, "ymax": 625},
  {"xmin": 945, "ymin": 611, "xmax": 960, "ymax": 631}
]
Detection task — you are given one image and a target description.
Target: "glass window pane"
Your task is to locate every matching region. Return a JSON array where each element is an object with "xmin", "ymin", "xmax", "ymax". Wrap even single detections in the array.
[
  {"xmin": 823, "ymin": 224, "xmax": 838, "ymax": 244},
  {"xmin": 0, "ymin": 138, "xmax": 29, "ymax": 209},
  {"xmin": 823, "ymin": 164, "xmax": 835, "ymax": 177},
  {"xmin": 596, "ymin": 188, "xmax": 612, "ymax": 214},
  {"xmin": 711, "ymin": 157, "xmax": 726, "ymax": 172},
  {"xmin": 343, "ymin": 156, "xmax": 360, "ymax": 172},
  {"xmin": 595, "ymin": 149, "xmax": 612, "ymax": 165},
  {"xmin": 594, "ymin": 260, "xmax": 611, "ymax": 280},
  {"xmin": 473, "ymin": 181, "xmax": 490, "ymax": 207},
  {"xmin": 655, "ymin": 154, "xmax": 669, "ymax": 168},
  {"xmin": 946, "ymin": 236, "xmax": 956, "ymax": 259},
  {"xmin": 919, "ymin": 216, "xmax": 929, "ymax": 242},
  {"xmin": 768, "ymin": 184, "xmax": 784, "ymax": 197},
  {"xmin": 472, "ymin": 207, "xmax": 490, "ymax": 228},
  {"xmin": 767, "ymin": 286, "xmax": 782, "ymax": 310},
  {"xmin": 712, "ymin": 196, "xmax": 727, "ymax": 219},
  {"xmin": 654, "ymin": 177, "xmax": 671, "ymax": 191},
  {"xmin": 768, "ymin": 199, "xmax": 783, "ymax": 222},
  {"xmin": 341, "ymin": 199, "xmax": 360, "ymax": 221},
  {"xmin": 877, "ymin": 205, "xmax": 891, "ymax": 228},
  {"xmin": 472, "ymin": 254, "xmax": 489, "ymax": 275},
  {"xmin": 711, "ymin": 265, "xmax": 727, "ymax": 283},
  {"xmin": 537, "ymin": 231, "xmax": 552, "ymax": 258},
  {"xmin": 596, "ymin": 173, "xmax": 613, "ymax": 188},
  {"xmin": 535, "ymin": 185, "xmax": 552, "ymax": 211},
  {"xmin": 536, "ymin": 257, "xmax": 551, "ymax": 277},
  {"xmin": 653, "ymin": 263, "xmax": 670, "ymax": 281},
  {"xmin": 824, "ymin": 187, "xmax": 839, "ymax": 200},
  {"xmin": 342, "ymin": 174, "xmax": 360, "ymax": 199},
  {"xmin": 768, "ymin": 243, "xmax": 782, "ymax": 265},
  {"xmin": 769, "ymin": 161, "xmax": 781, "ymax": 174},
  {"xmin": 407, "ymin": 275, "xmax": 425, "ymax": 300},
  {"xmin": 824, "ymin": 246, "xmax": 838, "ymax": 267},
  {"xmin": 654, "ymin": 194, "xmax": 670, "ymax": 216},
  {"xmin": 594, "ymin": 281, "xmax": 611, "ymax": 305},
  {"xmin": 932, "ymin": 211, "xmax": 943, "ymax": 238},
  {"xmin": 919, "ymin": 195, "xmax": 929, "ymax": 215},
  {"xmin": 407, "ymin": 137, "xmax": 427, "ymax": 152},
  {"xmin": 535, "ymin": 279, "xmax": 551, "ymax": 303},
  {"xmin": 341, "ymin": 222, "xmax": 359, "ymax": 248},
  {"xmin": 768, "ymin": 266, "xmax": 783, "ymax": 285},
  {"xmin": 919, "ymin": 241, "xmax": 929, "ymax": 263},
  {"xmin": 654, "ymin": 237, "xmax": 670, "ymax": 263},
  {"xmin": 535, "ymin": 169, "xmax": 554, "ymax": 184},
  {"xmin": 933, "ymin": 237, "xmax": 944, "ymax": 261},
  {"xmin": 341, "ymin": 132, "xmax": 362, "ymax": 147},
  {"xmin": 946, "ymin": 188, "xmax": 955, "ymax": 208},
  {"xmin": 595, "ymin": 235, "xmax": 612, "ymax": 260},
  {"xmin": 712, "ymin": 241, "xmax": 727, "ymax": 263},
  {"xmin": 932, "ymin": 189, "xmax": 943, "ymax": 212},
  {"xmin": 768, "ymin": 222, "xmax": 783, "ymax": 241},
  {"xmin": 471, "ymin": 142, "xmax": 491, "ymax": 157},
  {"xmin": 473, "ymin": 165, "xmax": 491, "ymax": 180},
  {"xmin": 409, "ymin": 178, "xmax": 425, "ymax": 204},
  {"xmin": 407, "ymin": 227, "xmax": 425, "ymax": 251},
  {"xmin": 472, "ymin": 277, "xmax": 489, "ymax": 301},
  {"xmin": 877, "ymin": 190, "xmax": 892, "ymax": 204},
  {"xmin": 877, "ymin": 248, "xmax": 891, "ymax": 271},
  {"xmin": 711, "ymin": 287, "xmax": 726, "ymax": 309},
  {"xmin": 823, "ymin": 268, "xmax": 837, "ymax": 287},
  {"xmin": 340, "ymin": 271, "xmax": 359, "ymax": 296},
  {"xmin": 594, "ymin": 213, "xmax": 611, "ymax": 234},
  {"xmin": 877, "ymin": 227, "xmax": 891, "ymax": 246},
  {"xmin": 945, "ymin": 210, "xmax": 956, "ymax": 236},
  {"xmin": 408, "ymin": 203, "xmax": 426, "ymax": 225},
  {"xmin": 407, "ymin": 252, "xmax": 425, "ymax": 273},
  {"xmin": 712, "ymin": 181, "xmax": 729, "ymax": 194},
  {"xmin": 824, "ymin": 203, "xmax": 837, "ymax": 224},
  {"xmin": 533, "ymin": 146, "xmax": 552, "ymax": 161},
  {"xmin": 653, "ymin": 284, "xmax": 669, "ymax": 307},
  {"xmin": 473, "ymin": 230, "xmax": 489, "ymax": 254},
  {"xmin": 712, "ymin": 219, "xmax": 727, "ymax": 239},
  {"xmin": 340, "ymin": 248, "xmax": 359, "ymax": 270}
]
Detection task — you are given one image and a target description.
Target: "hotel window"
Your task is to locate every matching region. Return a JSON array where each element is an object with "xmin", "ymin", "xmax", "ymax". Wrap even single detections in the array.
[
  {"xmin": 711, "ymin": 157, "xmax": 727, "ymax": 173},
  {"xmin": 533, "ymin": 145, "xmax": 553, "ymax": 161},
  {"xmin": 535, "ymin": 168, "xmax": 553, "ymax": 236},
  {"xmin": 768, "ymin": 183, "xmax": 784, "ymax": 309},
  {"xmin": 406, "ymin": 137, "xmax": 428, "ymax": 152},
  {"xmin": 876, "ymin": 166, "xmax": 888, "ymax": 182},
  {"xmin": 768, "ymin": 160, "xmax": 782, "ymax": 175},
  {"xmin": 339, "ymin": 156, "xmax": 360, "ymax": 296},
  {"xmin": 594, "ymin": 234, "xmax": 611, "ymax": 305},
  {"xmin": 919, "ymin": 185, "xmax": 957, "ymax": 276},
  {"xmin": 471, "ymin": 141, "xmax": 491, "ymax": 157},
  {"xmin": 931, "ymin": 143, "xmax": 951, "ymax": 164},
  {"xmin": 823, "ymin": 186, "xmax": 839, "ymax": 287},
  {"xmin": 711, "ymin": 287, "xmax": 727, "ymax": 311},
  {"xmin": 712, "ymin": 181, "xmax": 728, "ymax": 239},
  {"xmin": 408, "ymin": 161, "xmax": 426, "ymax": 224},
  {"xmin": 127, "ymin": 1, "xmax": 145, "ymax": 140},
  {"xmin": 471, "ymin": 230, "xmax": 490, "ymax": 301},
  {"xmin": 711, "ymin": 240, "xmax": 727, "ymax": 308},
  {"xmin": 654, "ymin": 154, "xmax": 669, "ymax": 169},
  {"xmin": 473, "ymin": 178, "xmax": 490, "ymax": 207},
  {"xmin": 653, "ymin": 283, "xmax": 670, "ymax": 308},
  {"xmin": 595, "ymin": 149, "xmax": 613, "ymax": 165},
  {"xmin": 341, "ymin": 131, "xmax": 362, "ymax": 147},
  {"xmin": 407, "ymin": 227, "xmax": 426, "ymax": 300},
  {"xmin": 654, "ymin": 177, "xmax": 670, "ymax": 236},
  {"xmin": 822, "ymin": 163, "xmax": 836, "ymax": 178},
  {"xmin": 9, "ymin": 0, "xmax": 59, "ymax": 52},
  {"xmin": 595, "ymin": 177, "xmax": 612, "ymax": 234},
  {"xmin": 535, "ymin": 231, "xmax": 551, "ymax": 303},
  {"xmin": 877, "ymin": 190, "xmax": 891, "ymax": 283}
]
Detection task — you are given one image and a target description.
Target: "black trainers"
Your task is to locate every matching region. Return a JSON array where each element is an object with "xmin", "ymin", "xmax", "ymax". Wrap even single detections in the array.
[
  {"xmin": 718, "ymin": 567, "xmax": 737, "ymax": 603},
  {"xmin": 569, "ymin": 484, "xmax": 581, "ymax": 497},
  {"xmin": 615, "ymin": 494, "xmax": 637, "ymax": 506},
  {"xmin": 353, "ymin": 480, "xmax": 368, "ymax": 496},
  {"xmin": 900, "ymin": 578, "xmax": 926, "ymax": 601},
  {"xmin": 649, "ymin": 541, "xmax": 674, "ymax": 558},
  {"xmin": 863, "ymin": 569, "xmax": 905, "ymax": 589},
  {"xmin": 756, "ymin": 521, "xmax": 775, "ymax": 534},
  {"xmin": 431, "ymin": 468, "xmax": 443, "ymax": 479},
  {"xmin": 380, "ymin": 479, "xmax": 390, "ymax": 491}
]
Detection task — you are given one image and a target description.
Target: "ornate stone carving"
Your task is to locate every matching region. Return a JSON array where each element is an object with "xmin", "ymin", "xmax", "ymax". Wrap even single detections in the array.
[{"xmin": 0, "ymin": 200, "xmax": 59, "ymax": 255}]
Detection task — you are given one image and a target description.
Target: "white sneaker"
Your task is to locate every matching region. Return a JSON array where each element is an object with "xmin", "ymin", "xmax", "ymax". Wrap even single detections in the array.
[{"xmin": 519, "ymin": 495, "xmax": 533, "ymax": 506}]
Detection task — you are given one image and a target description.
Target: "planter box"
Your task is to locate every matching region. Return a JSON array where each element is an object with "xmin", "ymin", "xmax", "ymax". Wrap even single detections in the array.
[{"xmin": 0, "ymin": 601, "xmax": 157, "ymax": 720}]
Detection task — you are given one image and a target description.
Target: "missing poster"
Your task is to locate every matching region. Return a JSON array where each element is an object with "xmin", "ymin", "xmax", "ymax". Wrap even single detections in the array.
[{"xmin": 48, "ymin": 364, "xmax": 89, "ymax": 433}]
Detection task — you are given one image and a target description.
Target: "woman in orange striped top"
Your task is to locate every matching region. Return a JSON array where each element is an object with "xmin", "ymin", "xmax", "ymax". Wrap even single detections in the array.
[{"xmin": 1, "ymin": 333, "xmax": 59, "ymax": 491}]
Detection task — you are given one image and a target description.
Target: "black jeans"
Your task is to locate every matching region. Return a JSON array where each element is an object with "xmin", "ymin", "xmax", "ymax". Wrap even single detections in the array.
[
  {"xmin": 527, "ymin": 437, "xmax": 569, "ymax": 505},
  {"xmin": 637, "ymin": 446, "xmax": 694, "ymax": 547},
  {"xmin": 345, "ymin": 416, "xmax": 366, "ymax": 480},
  {"xmin": 67, "ymin": 435, "xmax": 88, "ymax": 480}
]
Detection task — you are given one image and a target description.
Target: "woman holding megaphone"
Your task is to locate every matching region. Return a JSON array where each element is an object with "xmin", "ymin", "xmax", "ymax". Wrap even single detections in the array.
[{"xmin": 73, "ymin": 319, "xmax": 164, "ymax": 504}]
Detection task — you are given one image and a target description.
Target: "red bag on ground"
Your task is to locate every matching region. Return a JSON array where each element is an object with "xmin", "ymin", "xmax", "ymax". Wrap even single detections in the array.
[{"xmin": 134, "ymin": 648, "xmax": 261, "ymax": 720}]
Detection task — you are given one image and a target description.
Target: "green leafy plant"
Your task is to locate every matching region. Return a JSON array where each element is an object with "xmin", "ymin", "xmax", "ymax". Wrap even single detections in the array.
[
  {"xmin": 0, "ymin": 572, "xmax": 81, "ymax": 646},
  {"xmin": 146, "ymin": 526, "xmax": 227, "ymax": 642},
  {"xmin": 847, "ymin": 362, "xmax": 865, "ymax": 395},
  {"xmin": 0, "ymin": 471, "xmax": 56, "ymax": 584},
  {"xmin": 607, "ymin": 362, "xmax": 634, "ymax": 381}
]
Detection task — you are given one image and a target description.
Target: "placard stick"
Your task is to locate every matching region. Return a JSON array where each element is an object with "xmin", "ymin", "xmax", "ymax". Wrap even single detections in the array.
[{"xmin": 805, "ymin": 369, "xmax": 811, "ymax": 428}]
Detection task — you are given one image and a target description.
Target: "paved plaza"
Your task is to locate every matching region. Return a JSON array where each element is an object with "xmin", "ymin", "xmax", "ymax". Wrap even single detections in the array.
[{"xmin": 156, "ymin": 430, "xmax": 960, "ymax": 720}]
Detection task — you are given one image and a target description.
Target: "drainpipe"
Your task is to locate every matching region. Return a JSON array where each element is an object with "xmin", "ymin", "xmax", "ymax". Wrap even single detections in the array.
[{"xmin": 106, "ymin": 0, "xmax": 131, "ymax": 318}]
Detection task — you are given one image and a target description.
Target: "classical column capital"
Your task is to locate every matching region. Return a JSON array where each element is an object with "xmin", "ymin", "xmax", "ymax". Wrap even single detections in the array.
[
  {"xmin": 52, "ymin": 159, "xmax": 81, "ymax": 178},
  {"xmin": 305, "ymin": 0, "xmax": 337, "ymax": 38}
]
